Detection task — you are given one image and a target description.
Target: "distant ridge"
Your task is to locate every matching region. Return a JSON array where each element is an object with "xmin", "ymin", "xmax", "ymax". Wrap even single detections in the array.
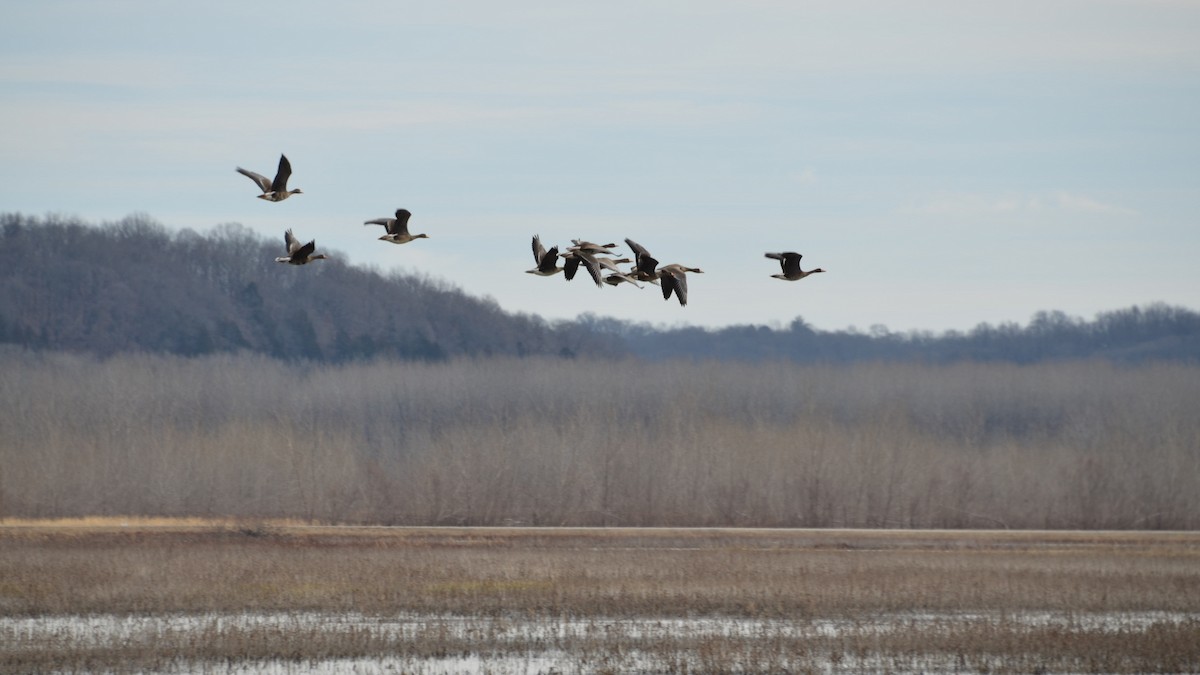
[
  {"xmin": 609, "ymin": 303, "xmax": 1200, "ymax": 364},
  {"xmin": 0, "ymin": 213, "xmax": 624, "ymax": 361},
  {"xmin": 3, "ymin": 213, "xmax": 1198, "ymax": 364}
]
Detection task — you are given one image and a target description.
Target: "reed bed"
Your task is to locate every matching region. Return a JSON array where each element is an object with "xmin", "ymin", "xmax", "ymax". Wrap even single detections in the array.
[
  {"xmin": 3, "ymin": 352, "xmax": 1200, "ymax": 530},
  {"xmin": 2, "ymin": 525, "xmax": 1198, "ymax": 673}
]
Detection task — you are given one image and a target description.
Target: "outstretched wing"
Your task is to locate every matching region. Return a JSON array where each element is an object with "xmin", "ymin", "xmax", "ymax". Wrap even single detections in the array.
[
  {"xmin": 531, "ymin": 235, "xmax": 546, "ymax": 264},
  {"xmin": 563, "ymin": 255, "xmax": 581, "ymax": 281},
  {"xmin": 660, "ymin": 268, "xmax": 688, "ymax": 306},
  {"xmin": 637, "ymin": 254, "xmax": 659, "ymax": 277},
  {"xmin": 579, "ymin": 254, "xmax": 603, "ymax": 287},
  {"xmin": 270, "ymin": 154, "xmax": 293, "ymax": 192},
  {"xmin": 781, "ymin": 252, "xmax": 802, "ymax": 276},
  {"xmin": 284, "ymin": 229, "xmax": 301, "ymax": 254},
  {"xmin": 660, "ymin": 270, "xmax": 677, "ymax": 301},
  {"xmin": 237, "ymin": 167, "xmax": 272, "ymax": 193},
  {"xmin": 392, "ymin": 209, "xmax": 412, "ymax": 235},
  {"xmin": 625, "ymin": 238, "xmax": 651, "ymax": 260},
  {"xmin": 765, "ymin": 251, "xmax": 802, "ymax": 275},
  {"xmin": 540, "ymin": 245, "xmax": 560, "ymax": 273},
  {"xmin": 294, "ymin": 239, "xmax": 316, "ymax": 261}
]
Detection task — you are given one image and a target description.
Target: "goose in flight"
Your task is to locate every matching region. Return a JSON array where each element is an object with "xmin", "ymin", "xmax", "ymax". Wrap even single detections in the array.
[
  {"xmin": 560, "ymin": 248, "xmax": 605, "ymax": 287},
  {"xmin": 364, "ymin": 209, "xmax": 428, "ymax": 244},
  {"xmin": 275, "ymin": 229, "xmax": 328, "ymax": 265},
  {"xmin": 658, "ymin": 264, "xmax": 703, "ymax": 306},
  {"xmin": 595, "ymin": 256, "xmax": 642, "ymax": 288},
  {"xmin": 237, "ymin": 154, "xmax": 303, "ymax": 202},
  {"xmin": 765, "ymin": 252, "xmax": 825, "ymax": 280},
  {"xmin": 569, "ymin": 239, "xmax": 620, "ymax": 256},
  {"xmin": 526, "ymin": 235, "xmax": 563, "ymax": 276}
]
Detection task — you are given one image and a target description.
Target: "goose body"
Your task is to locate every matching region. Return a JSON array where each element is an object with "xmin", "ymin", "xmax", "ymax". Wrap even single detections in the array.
[
  {"xmin": 527, "ymin": 235, "xmax": 562, "ymax": 276},
  {"xmin": 275, "ymin": 229, "xmax": 328, "ymax": 265},
  {"xmin": 365, "ymin": 208, "xmax": 428, "ymax": 244},
  {"xmin": 237, "ymin": 154, "xmax": 303, "ymax": 202},
  {"xmin": 658, "ymin": 264, "xmax": 703, "ymax": 306},
  {"xmin": 765, "ymin": 252, "xmax": 825, "ymax": 280}
]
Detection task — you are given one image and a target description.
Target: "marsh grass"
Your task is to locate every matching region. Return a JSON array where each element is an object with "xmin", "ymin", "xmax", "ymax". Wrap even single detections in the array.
[
  {"xmin": 3, "ymin": 353, "xmax": 1200, "ymax": 529},
  {"xmin": 2, "ymin": 525, "xmax": 1198, "ymax": 672}
]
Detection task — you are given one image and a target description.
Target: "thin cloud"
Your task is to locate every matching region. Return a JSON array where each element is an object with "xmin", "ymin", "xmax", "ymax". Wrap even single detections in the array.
[
  {"xmin": 903, "ymin": 191, "xmax": 1139, "ymax": 219},
  {"xmin": 1054, "ymin": 191, "xmax": 1139, "ymax": 216}
]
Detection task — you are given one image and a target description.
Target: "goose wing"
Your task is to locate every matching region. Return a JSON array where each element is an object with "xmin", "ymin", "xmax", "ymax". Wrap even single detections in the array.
[
  {"xmin": 284, "ymin": 229, "xmax": 301, "ymax": 255},
  {"xmin": 540, "ymin": 245, "xmax": 560, "ymax": 273},
  {"xmin": 765, "ymin": 251, "xmax": 802, "ymax": 276},
  {"xmin": 563, "ymin": 254, "xmax": 581, "ymax": 281},
  {"xmin": 293, "ymin": 239, "xmax": 316, "ymax": 261},
  {"xmin": 237, "ymin": 167, "xmax": 273, "ymax": 193},
  {"xmin": 659, "ymin": 269, "xmax": 678, "ymax": 302},
  {"xmin": 364, "ymin": 218, "xmax": 394, "ymax": 233},
  {"xmin": 659, "ymin": 267, "xmax": 687, "ymax": 305},
  {"xmin": 391, "ymin": 209, "xmax": 412, "ymax": 236},
  {"xmin": 270, "ymin": 155, "xmax": 292, "ymax": 193},
  {"xmin": 531, "ymin": 235, "xmax": 547, "ymax": 264},
  {"xmin": 781, "ymin": 252, "xmax": 802, "ymax": 276},
  {"xmin": 580, "ymin": 255, "xmax": 603, "ymax": 286},
  {"xmin": 624, "ymin": 238, "xmax": 651, "ymax": 261},
  {"xmin": 636, "ymin": 253, "xmax": 659, "ymax": 277}
]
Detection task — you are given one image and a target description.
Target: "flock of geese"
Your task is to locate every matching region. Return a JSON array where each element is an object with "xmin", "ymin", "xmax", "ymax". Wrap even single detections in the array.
[{"xmin": 239, "ymin": 154, "xmax": 825, "ymax": 307}]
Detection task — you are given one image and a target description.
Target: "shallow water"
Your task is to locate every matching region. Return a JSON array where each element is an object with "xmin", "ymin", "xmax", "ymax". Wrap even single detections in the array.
[{"xmin": 4, "ymin": 610, "xmax": 1196, "ymax": 674}]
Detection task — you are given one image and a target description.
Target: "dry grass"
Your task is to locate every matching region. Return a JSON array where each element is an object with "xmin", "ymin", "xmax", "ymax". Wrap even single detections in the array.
[
  {"xmin": 5, "ymin": 353, "xmax": 1200, "ymax": 530},
  {"xmin": 0, "ymin": 516, "xmax": 308, "ymax": 530},
  {"xmin": 2, "ymin": 524, "xmax": 1198, "ymax": 672}
]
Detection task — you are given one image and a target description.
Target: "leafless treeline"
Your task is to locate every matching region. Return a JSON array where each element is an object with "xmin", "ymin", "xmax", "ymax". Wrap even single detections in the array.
[
  {"xmin": 0, "ymin": 213, "xmax": 620, "ymax": 361},
  {"xmin": 3, "ymin": 349, "xmax": 1198, "ymax": 529}
]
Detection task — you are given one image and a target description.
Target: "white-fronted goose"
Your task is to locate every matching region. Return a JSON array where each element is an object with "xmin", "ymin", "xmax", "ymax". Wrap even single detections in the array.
[
  {"xmin": 561, "ymin": 239, "xmax": 623, "ymax": 287},
  {"xmin": 526, "ymin": 235, "xmax": 562, "ymax": 276},
  {"xmin": 765, "ymin": 252, "xmax": 825, "ymax": 280},
  {"xmin": 658, "ymin": 264, "xmax": 703, "ymax": 306},
  {"xmin": 560, "ymin": 249, "xmax": 604, "ymax": 287},
  {"xmin": 364, "ymin": 208, "xmax": 428, "ymax": 244},
  {"xmin": 275, "ymin": 229, "xmax": 328, "ymax": 265},
  {"xmin": 237, "ymin": 154, "xmax": 303, "ymax": 202},
  {"xmin": 569, "ymin": 239, "xmax": 620, "ymax": 256},
  {"xmin": 595, "ymin": 257, "xmax": 642, "ymax": 288}
]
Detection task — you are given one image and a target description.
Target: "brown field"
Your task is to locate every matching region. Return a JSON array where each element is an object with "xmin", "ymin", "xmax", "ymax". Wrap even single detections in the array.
[{"xmin": 2, "ymin": 521, "xmax": 1199, "ymax": 673}]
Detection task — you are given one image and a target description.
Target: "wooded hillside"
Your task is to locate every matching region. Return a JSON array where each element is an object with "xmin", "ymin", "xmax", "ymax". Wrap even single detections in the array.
[
  {"xmin": 3, "ymin": 213, "xmax": 1198, "ymax": 363},
  {"xmin": 0, "ymin": 213, "xmax": 622, "ymax": 361},
  {"xmin": 611, "ymin": 305, "xmax": 1200, "ymax": 363}
]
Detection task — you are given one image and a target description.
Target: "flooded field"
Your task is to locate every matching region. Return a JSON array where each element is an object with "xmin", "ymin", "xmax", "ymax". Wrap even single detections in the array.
[
  {"xmin": 4, "ymin": 609, "xmax": 1199, "ymax": 673},
  {"xmin": 2, "ymin": 523, "xmax": 1199, "ymax": 673}
]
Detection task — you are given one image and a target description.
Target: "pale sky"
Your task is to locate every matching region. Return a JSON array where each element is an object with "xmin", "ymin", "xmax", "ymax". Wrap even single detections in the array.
[{"xmin": 3, "ymin": 1, "xmax": 1198, "ymax": 333}]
